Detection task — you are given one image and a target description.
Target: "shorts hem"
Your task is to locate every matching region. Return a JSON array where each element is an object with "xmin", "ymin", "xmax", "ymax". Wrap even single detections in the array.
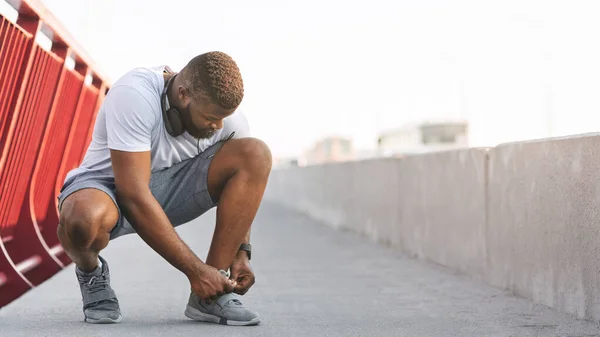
[{"xmin": 57, "ymin": 181, "xmax": 122, "ymax": 235}]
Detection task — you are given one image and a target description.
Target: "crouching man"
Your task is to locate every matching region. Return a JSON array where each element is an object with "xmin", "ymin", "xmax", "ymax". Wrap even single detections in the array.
[{"xmin": 57, "ymin": 51, "xmax": 271, "ymax": 326}]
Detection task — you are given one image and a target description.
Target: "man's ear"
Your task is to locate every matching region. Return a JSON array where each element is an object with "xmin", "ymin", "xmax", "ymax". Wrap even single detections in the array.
[{"xmin": 177, "ymin": 85, "xmax": 192, "ymax": 104}]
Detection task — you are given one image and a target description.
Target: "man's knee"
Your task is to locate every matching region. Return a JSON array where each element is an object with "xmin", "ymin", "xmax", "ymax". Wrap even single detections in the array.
[
  {"xmin": 231, "ymin": 137, "xmax": 272, "ymax": 177},
  {"xmin": 58, "ymin": 191, "xmax": 118, "ymax": 249},
  {"xmin": 208, "ymin": 138, "xmax": 272, "ymax": 200}
]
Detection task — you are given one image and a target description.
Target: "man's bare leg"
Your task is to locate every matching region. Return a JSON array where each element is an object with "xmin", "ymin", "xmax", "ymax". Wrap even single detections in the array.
[
  {"xmin": 58, "ymin": 189, "xmax": 118, "ymax": 271},
  {"xmin": 184, "ymin": 137, "xmax": 271, "ymax": 326},
  {"xmin": 205, "ymin": 137, "xmax": 272, "ymax": 271},
  {"xmin": 57, "ymin": 189, "xmax": 122, "ymax": 323}
]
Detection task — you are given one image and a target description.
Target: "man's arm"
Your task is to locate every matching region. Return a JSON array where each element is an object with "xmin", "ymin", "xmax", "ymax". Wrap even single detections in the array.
[
  {"xmin": 110, "ymin": 149, "xmax": 202, "ymax": 278},
  {"xmin": 104, "ymin": 86, "xmax": 199, "ymax": 273},
  {"xmin": 242, "ymin": 229, "xmax": 251, "ymax": 245},
  {"xmin": 111, "ymin": 150, "xmax": 235, "ymax": 299}
]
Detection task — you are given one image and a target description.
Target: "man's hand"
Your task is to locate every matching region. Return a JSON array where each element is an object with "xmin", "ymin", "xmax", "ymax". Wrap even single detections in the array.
[
  {"xmin": 189, "ymin": 264, "xmax": 237, "ymax": 302},
  {"xmin": 230, "ymin": 251, "xmax": 255, "ymax": 295}
]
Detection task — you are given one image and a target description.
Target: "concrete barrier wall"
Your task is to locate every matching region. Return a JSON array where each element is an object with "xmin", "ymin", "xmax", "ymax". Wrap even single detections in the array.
[
  {"xmin": 266, "ymin": 149, "xmax": 489, "ymax": 281},
  {"xmin": 487, "ymin": 133, "xmax": 600, "ymax": 321},
  {"xmin": 264, "ymin": 133, "xmax": 600, "ymax": 322}
]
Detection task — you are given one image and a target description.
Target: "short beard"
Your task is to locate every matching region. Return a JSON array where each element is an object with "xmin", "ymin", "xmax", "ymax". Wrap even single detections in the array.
[{"xmin": 196, "ymin": 129, "xmax": 216, "ymax": 139}]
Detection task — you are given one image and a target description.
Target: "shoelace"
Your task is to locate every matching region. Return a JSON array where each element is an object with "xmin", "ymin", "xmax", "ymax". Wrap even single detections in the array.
[
  {"xmin": 217, "ymin": 270, "xmax": 243, "ymax": 306},
  {"xmin": 77, "ymin": 273, "xmax": 110, "ymax": 294}
]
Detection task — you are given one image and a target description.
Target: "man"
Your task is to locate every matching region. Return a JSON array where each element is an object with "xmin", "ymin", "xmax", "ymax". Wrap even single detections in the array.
[{"xmin": 56, "ymin": 51, "xmax": 271, "ymax": 326}]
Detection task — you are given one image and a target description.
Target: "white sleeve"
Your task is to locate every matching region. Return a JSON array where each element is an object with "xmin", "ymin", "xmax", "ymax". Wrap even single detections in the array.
[
  {"xmin": 103, "ymin": 86, "xmax": 156, "ymax": 152},
  {"xmin": 228, "ymin": 111, "xmax": 251, "ymax": 139}
]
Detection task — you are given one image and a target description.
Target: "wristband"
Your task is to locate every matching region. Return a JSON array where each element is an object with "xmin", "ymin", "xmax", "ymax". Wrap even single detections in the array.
[{"xmin": 239, "ymin": 243, "xmax": 251, "ymax": 260}]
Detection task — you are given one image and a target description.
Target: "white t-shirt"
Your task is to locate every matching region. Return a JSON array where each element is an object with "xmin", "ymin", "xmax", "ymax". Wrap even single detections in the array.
[{"xmin": 64, "ymin": 65, "xmax": 250, "ymax": 183}]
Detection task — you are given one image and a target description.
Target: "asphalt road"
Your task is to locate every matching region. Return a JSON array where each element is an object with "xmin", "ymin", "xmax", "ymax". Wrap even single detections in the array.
[{"xmin": 1, "ymin": 202, "xmax": 599, "ymax": 336}]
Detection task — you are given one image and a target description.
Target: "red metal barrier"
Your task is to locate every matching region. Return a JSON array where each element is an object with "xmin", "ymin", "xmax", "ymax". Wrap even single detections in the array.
[
  {"xmin": 29, "ymin": 65, "xmax": 86, "ymax": 267},
  {"xmin": 0, "ymin": 15, "xmax": 34, "ymax": 161},
  {"xmin": 0, "ymin": 6, "xmax": 39, "ymax": 308},
  {"xmin": 0, "ymin": 41, "xmax": 65, "ymax": 285},
  {"xmin": 55, "ymin": 82, "xmax": 101, "ymax": 182},
  {"xmin": 0, "ymin": 0, "xmax": 110, "ymax": 307}
]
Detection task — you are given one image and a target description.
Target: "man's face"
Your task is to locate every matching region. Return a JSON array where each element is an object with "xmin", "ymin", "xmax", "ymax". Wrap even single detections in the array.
[{"xmin": 178, "ymin": 91, "xmax": 236, "ymax": 139}]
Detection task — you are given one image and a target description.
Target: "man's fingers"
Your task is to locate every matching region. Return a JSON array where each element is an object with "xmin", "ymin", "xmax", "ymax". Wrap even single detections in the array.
[
  {"xmin": 224, "ymin": 279, "xmax": 236, "ymax": 293},
  {"xmin": 233, "ymin": 276, "xmax": 255, "ymax": 295},
  {"xmin": 236, "ymin": 275, "xmax": 255, "ymax": 288},
  {"xmin": 234, "ymin": 283, "xmax": 248, "ymax": 295}
]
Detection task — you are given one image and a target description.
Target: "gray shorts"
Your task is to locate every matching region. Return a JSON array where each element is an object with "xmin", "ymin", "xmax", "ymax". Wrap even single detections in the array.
[{"xmin": 57, "ymin": 141, "xmax": 225, "ymax": 240}]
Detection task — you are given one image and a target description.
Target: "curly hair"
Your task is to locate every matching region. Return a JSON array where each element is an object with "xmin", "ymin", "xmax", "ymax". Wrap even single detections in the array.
[{"xmin": 182, "ymin": 51, "xmax": 244, "ymax": 110}]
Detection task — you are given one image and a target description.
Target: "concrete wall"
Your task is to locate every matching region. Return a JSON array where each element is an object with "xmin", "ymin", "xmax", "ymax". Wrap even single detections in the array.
[
  {"xmin": 264, "ymin": 133, "xmax": 600, "ymax": 322},
  {"xmin": 486, "ymin": 133, "xmax": 600, "ymax": 320},
  {"xmin": 266, "ymin": 149, "xmax": 490, "ymax": 281}
]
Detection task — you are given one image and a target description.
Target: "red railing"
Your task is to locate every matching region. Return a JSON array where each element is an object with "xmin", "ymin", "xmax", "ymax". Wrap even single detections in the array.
[{"xmin": 0, "ymin": 0, "xmax": 110, "ymax": 307}]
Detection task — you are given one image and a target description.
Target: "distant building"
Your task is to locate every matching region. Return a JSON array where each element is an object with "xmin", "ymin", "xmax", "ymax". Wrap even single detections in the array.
[
  {"xmin": 300, "ymin": 136, "xmax": 355, "ymax": 166},
  {"xmin": 377, "ymin": 121, "xmax": 468, "ymax": 157}
]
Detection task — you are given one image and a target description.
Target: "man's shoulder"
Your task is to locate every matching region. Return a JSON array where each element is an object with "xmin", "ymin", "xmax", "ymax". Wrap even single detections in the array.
[
  {"xmin": 108, "ymin": 66, "xmax": 165, "ymax": 97},
  {"xmin": 101, "ymin": 66, "xmax": 167, "ymax": 132},
  {"xmin": 104, "ymin": 66, "xmax": 167, "ymax": 109},
  {"xmin": 117, "ymin": 65, "xmax": 166, "ymax": 81}
]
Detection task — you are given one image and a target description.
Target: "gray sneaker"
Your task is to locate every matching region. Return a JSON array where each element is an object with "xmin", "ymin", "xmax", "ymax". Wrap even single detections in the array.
[
  {"xmin": 75, "ymin": 255, "xmax": 122, "ymax": 324},
  {"xmin": 184, "ymin": 270, "xmax": 260, "ymax": 326}
]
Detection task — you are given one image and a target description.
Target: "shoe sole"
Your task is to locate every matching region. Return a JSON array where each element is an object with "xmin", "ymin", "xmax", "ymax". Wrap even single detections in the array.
[
  {"xmin": 184, "ymin": 305, "xmax": 260, "ymax": 326},
  {"xmin": 85, "ymin": 315, "xmax": 123, "ymax": 324}
]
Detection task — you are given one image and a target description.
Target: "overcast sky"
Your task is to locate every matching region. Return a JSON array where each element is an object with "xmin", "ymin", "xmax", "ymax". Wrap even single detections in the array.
[{"xmin": 3, "ymin": 0, "xmax": 600, "ymax": 157}]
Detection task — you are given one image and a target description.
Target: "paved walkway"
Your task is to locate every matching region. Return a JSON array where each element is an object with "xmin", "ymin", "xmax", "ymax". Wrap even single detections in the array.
[{"xmin": 1, "ymin": 203, "xmax": 600, "ymax": 336}]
